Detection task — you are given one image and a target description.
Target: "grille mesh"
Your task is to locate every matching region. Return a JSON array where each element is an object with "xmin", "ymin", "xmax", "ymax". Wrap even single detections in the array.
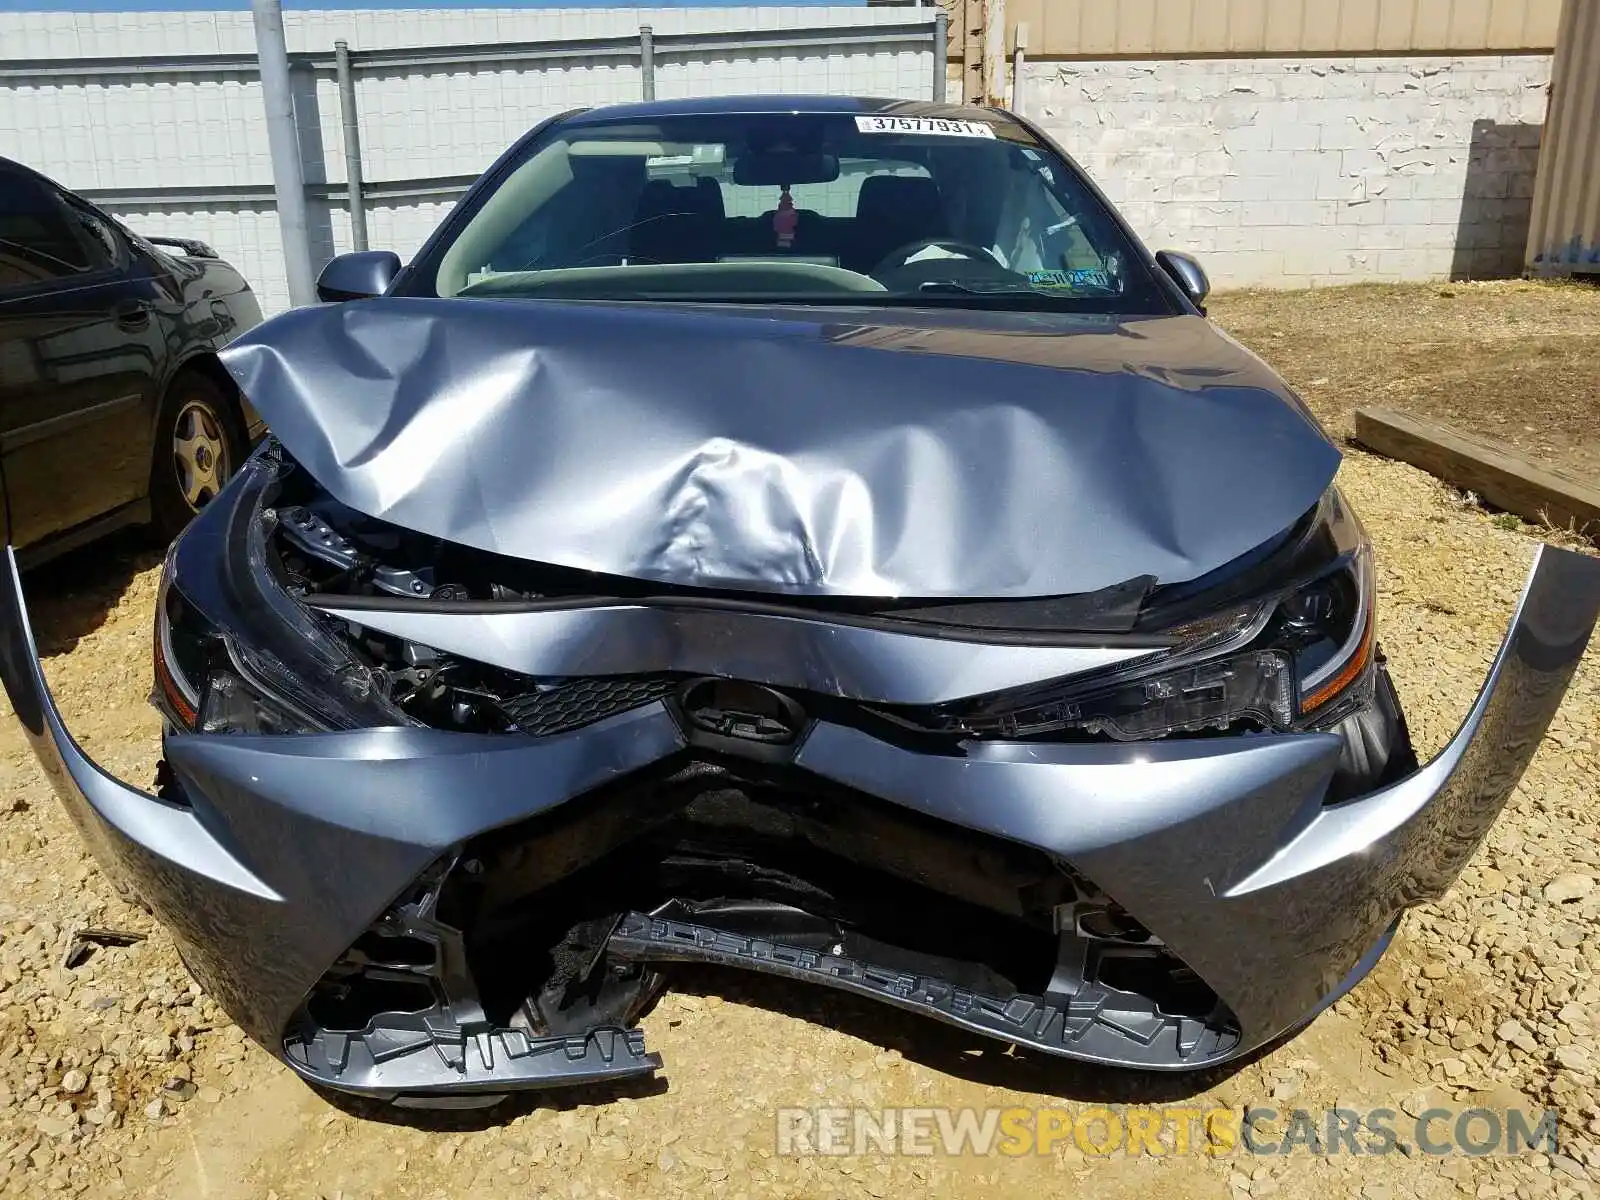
[{"xmin": 498, "ymin": 676, "xmax": 679, "ymax": 737}]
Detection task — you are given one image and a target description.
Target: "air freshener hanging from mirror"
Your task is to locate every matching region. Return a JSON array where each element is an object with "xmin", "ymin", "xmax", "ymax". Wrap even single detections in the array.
[{"xmin": 774, "ymin": 184, "xmax": 797, "ymax": 249}]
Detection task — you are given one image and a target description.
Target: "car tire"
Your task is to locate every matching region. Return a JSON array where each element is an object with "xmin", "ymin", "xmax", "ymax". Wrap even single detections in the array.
[{"xmin": 149, "ymin": 371, "xmax": 248, "ymax": 543}]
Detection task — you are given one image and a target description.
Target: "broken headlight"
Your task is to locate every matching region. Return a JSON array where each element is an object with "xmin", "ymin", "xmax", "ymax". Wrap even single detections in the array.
[
  {"xmin": 155, "ymin": 555, "xmax": 326, "ymax": 735},
  {"xmin": 151, "ymin": 446, "xmax": 411, "ymax": 735},
  {"xmin": 936, "ymin": 490, "xmax": 1376, "ymax": 742}
]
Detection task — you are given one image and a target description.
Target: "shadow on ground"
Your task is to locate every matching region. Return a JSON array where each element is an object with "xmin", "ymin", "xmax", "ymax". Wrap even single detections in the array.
[{"xmin": 18, "ymin": 527, "xmax": 165, "ymax": 659}]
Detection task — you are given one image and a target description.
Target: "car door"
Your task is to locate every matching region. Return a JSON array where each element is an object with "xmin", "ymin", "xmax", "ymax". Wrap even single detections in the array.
[{"xmin": 0, "ymin": 164, "xmax": 163, "ymax": 549}]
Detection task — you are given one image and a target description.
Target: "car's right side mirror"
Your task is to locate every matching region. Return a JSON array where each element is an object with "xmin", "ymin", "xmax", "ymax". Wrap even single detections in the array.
[
  {"xmin": 1154, "ymin": 250, "xmax": 1211, "ymax": 315},
  {"xmin": 316, "ymin": 251, "xmax": 402, "ymax": 303}
]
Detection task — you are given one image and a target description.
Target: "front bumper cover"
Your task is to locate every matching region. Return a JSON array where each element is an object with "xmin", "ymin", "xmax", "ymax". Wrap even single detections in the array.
[{"xmin": 1, "ymin": 544, "xmax": 1596, "ymax": 1101}]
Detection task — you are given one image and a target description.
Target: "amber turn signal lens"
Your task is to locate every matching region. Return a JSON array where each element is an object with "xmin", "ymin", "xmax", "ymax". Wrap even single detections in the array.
[
  {"xmin": 1299, "ymin": 609, "xmax": 1374, "ymax": 714},
  {"xmin": 153, "ymin": 622, "xmax": 198, "ymax": 730}
]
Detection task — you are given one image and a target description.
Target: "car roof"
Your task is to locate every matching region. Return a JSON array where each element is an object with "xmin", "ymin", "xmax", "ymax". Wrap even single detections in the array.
[
  {"xmin": 558, "ymin": 94, "xmax": 1016, "ymax": 128},
  {"xmin": 0, "ymin": 155, "xmax": 70, "ymax": 193}
]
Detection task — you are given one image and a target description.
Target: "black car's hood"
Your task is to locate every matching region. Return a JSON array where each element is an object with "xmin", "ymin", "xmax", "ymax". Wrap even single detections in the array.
[{"xmin": 221, "ymin": 297, "xmax": 1340, "ymax": 600}]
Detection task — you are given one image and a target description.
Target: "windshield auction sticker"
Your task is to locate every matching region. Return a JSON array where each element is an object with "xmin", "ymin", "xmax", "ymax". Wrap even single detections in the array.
[{"xmin": 854, "ymin": 116, "xmax": 996, "ymax": 138}]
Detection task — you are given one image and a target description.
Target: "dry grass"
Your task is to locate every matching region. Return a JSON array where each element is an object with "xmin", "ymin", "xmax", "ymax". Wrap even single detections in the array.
[{"xmin": 1212, "ymin": 278, "xmax": 1600, "ymax": 481}]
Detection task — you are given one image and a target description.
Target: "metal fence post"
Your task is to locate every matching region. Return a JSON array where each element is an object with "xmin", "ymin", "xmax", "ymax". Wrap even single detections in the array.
[
  {"xmin": 334, "ymin": 40, "xmax": 369, "ymax": 253},
  {"xmin": 250, "ymin": 0, "xmax": 316, "ymax": 307},
  {"xmin": 639, "ymin": 24, "xmax": 655, "ymax": 101},
  {"xmin": 932, "ymin": 9, "xmax": 947, "ymax": 103}
]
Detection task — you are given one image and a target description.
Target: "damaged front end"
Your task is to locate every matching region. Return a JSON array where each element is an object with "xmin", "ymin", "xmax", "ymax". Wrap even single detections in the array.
[{"xmin": 2, "ymin": 440, "xmax": 1597, "ymax": 1107}]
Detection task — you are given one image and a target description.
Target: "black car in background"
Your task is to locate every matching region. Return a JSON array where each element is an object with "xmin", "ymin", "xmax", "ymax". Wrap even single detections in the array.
[{"xmin": 0, "ymin": 156, "xmax": 262, "ymax": 562}]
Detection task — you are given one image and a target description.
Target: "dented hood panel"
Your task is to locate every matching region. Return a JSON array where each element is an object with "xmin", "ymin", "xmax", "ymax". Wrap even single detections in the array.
[{"xmin": 220, "ymin": 297, "xmax": 1341, "ymax": 599}]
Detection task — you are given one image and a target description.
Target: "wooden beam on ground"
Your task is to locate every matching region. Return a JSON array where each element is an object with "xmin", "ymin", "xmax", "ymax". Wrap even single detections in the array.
[{"xmin": 1352, "ymin": 406, "xmax": 1600, "ymax": 542}]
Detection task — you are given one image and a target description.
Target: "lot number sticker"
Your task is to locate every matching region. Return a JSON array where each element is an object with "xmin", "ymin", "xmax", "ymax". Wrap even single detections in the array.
[{"xmin": 854, "ymin": 116, "xmax": 996, "ymax": 138}]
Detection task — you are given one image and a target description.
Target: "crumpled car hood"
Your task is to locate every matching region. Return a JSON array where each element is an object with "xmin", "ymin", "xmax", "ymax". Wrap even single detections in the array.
[{"xmin": 221, "ymin": 297, "xmax": 1340, "ymax": 599}]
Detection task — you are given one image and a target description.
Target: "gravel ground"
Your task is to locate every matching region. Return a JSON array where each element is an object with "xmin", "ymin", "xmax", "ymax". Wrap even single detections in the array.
[{"xmin": 0, "ymin": 293, "xmax": 1595, "ymax": 1198}]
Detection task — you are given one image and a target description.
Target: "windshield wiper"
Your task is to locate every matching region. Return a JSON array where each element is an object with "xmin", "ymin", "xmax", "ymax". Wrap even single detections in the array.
[{"xmin": 917, "ymin": 280, "xmax": 981, "ymax": 294}]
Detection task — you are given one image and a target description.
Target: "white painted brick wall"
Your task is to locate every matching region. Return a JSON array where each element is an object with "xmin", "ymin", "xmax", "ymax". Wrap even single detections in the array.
[{"xmin": 1027, "ymin": 55, "xmax": 1552, "ymax": 287}]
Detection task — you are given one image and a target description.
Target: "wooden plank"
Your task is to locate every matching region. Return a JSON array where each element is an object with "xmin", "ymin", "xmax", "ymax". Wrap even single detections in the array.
[{"xmin": 1352, "ymin": 406, "xmax": 1600, "ymax": 541}]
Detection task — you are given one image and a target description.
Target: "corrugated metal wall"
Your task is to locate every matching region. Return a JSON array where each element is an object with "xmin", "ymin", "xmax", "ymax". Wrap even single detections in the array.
[
  {"xmin": 947, "ymin": 0, "xmax": 1564, "ymax": 56},
  {"xmin": 0, "ymin": 7, "xmax": 937, "ymax": 312},
  {"xmin": 1526, "ymin": 0, "xmax": 1600, "ymax": 274}
]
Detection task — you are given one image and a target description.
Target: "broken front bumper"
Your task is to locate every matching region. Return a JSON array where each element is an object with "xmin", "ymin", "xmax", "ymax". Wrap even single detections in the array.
[{"xmin": 0, "ymin": 545, "xmax": 1596, "ymax": 1102}]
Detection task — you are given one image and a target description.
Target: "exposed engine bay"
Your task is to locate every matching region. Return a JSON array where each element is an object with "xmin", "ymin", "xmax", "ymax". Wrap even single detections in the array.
[{"xmin": 261, "ymin": 452, "xmax": 1416, "ymax": 798}]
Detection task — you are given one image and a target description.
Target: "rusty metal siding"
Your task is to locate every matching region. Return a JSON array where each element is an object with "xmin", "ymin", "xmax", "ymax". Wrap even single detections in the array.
[
  {"xmin": 1527, "ymin": 0, "xmax": 1600, "ymax": 274},
  {"xmin": 967, "ymin": 0, "xmax": 1564, "ymax": 57}
]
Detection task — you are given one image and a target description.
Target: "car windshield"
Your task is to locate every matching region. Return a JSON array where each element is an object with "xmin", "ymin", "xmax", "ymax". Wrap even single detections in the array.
[{"xmin": 414, "ymin": 111, "xmax": 1173, "ymax": 313}]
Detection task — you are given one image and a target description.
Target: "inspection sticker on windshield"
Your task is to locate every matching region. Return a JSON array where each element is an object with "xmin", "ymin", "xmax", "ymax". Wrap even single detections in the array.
[{"xmin": 855, "ymin": 116, "xmax": 996, "ymax": 138}]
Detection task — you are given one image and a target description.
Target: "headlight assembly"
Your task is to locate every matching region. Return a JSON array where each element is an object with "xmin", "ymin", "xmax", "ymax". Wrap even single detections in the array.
[
  {"xmin": 925, "ymin": 488, "xmax": 1380, "ymax": 742},
  {"xmin": 150, "ymin": 444, "xmax": 412, "ymax": 736},
  {"xmin": 1292, "ymin": 545, "xmax": 1374, "ymax": 718},
  {"xmin": 153, "ymin": 540, "xmax": 203, "ymax": 730},
  {"xmin": 153, "ymin": 564, "xmax": 326, "ymax": 736}
]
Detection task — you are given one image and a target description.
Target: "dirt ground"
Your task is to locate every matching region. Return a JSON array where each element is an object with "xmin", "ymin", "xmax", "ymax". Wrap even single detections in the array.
[
  {"xmin": 1212, "ymin": 278, "xmax": 1600, "ymax": 483},
  {"xmin": 0, "ymin": 282, "xmax": 1597, "ymax": 1200}
]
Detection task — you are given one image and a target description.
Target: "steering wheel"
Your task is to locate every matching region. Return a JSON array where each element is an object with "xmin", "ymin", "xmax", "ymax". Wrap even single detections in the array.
[{"xmin": 870, "ymin": 238, "xmax": 1000, "ymax": 278}]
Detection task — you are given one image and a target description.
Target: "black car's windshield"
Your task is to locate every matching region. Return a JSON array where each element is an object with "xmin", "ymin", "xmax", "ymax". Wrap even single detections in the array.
[{"xmin": 413, "ymin": 111, "xmax": 1173, "ymax": 313}]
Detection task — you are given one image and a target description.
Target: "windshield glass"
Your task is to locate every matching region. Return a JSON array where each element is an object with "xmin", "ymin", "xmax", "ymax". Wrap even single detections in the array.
[{"xmin": 413, "ymin": 111, "xmax": 1172, "ymax": 313}]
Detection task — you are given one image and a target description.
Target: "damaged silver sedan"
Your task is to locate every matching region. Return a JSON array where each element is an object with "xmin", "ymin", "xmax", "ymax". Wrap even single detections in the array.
[{"xmin": 3, "ymin": 97, "xmax": 1598, "ymax": 1108}]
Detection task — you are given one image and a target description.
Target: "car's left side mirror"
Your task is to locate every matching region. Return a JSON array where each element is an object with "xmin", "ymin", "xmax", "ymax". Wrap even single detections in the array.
[
  {"xmin": 317, "ymin": 251, "xmax": 402, "ymax": 302},
  {"xmin": 1154, "ymin": 250, "xmax": 1211, "ymax": 315}
]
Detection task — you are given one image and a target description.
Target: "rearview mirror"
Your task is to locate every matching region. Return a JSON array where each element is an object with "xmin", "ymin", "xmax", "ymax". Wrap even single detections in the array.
[
  {"xmin": 317, "ymin": 251, "xmax": 401, "ymax": 302},
  {"xmin": 1155, "ymin": 250, "xmax": 1211, "ymax": 313},
  {"xmin": 732, "ymin": 152, "xmax": 840, "ymax": 187}
]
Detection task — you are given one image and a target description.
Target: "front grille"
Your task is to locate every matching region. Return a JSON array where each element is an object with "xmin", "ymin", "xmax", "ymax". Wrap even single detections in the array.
[{"xmin": 498, "ymin": 675, "xmax": 679, "ymax": 737}]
